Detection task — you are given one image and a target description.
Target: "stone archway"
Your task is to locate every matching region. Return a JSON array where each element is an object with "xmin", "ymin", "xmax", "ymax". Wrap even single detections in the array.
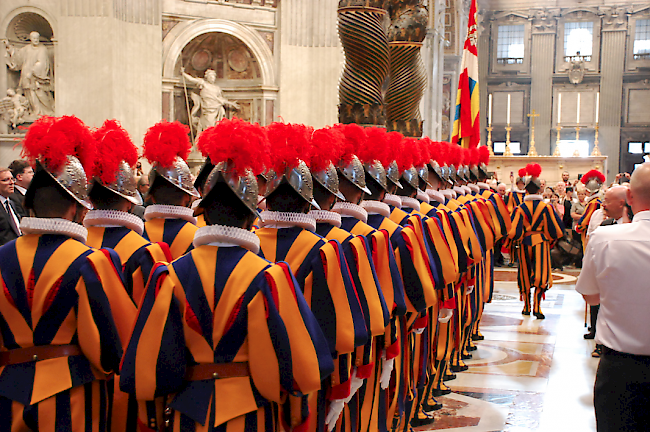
[{"xmin": 161, "ymin": 19, "xmax": 277, "ymax": 131}]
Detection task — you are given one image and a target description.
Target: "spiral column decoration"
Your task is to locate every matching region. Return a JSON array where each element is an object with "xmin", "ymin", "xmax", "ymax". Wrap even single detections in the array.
[
  {"xmin": 385, "ymin": 1, "xmax": 428, "ymax": 137},
  {"xmin": 338, "ymin": 0, "xmax": 390, "ymax": 126}
]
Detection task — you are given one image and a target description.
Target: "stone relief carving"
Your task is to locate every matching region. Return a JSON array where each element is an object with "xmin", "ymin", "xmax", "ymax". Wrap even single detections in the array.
[
  {"xmin": 530, "ymin": 8, "xmax": 559, "ymax": 33},
  {"xmin": 567, "ymin": 57, "xmax": 585, "ymax": 84},
  {"xmin": 3, "ymin": 31, "xmax": 55, "ymax": 121},
  {"xmin": 0, "ymin": 89, "xmax": 29, "ymax": 128},
  {"xmin": 600, "ymin": 6, "xmax": 629, "ymax": 31}
]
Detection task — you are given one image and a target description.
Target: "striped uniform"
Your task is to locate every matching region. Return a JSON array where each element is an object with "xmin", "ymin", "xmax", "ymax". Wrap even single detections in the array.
[
  {"xmin": 120, "ymin": 225, "xmax": 333, "ymax": 432},
  {"xmin": 84, "ymin": 211, "xmax": 173, "ymax": 432},
  {"xmin": 312, "ymin": 210, "xmax": 390, "ymax": 432},
  {"xmin": 0, "ymin": 221, "xmax": 136, "ymax": 431},
  {"xmin": 508, "ymin": 197, "xmax": 565, "ymax": 314},
  {"xmin": 255, "ymin": 217, "xmax": 367, "ymax": 432},
  {"xmin": 143, "ymin": 205, "xmax": 198, "ymax": 260},
  {"xmin": 575, "ymin": 195, "xmax": 602, "ymax": 248}
]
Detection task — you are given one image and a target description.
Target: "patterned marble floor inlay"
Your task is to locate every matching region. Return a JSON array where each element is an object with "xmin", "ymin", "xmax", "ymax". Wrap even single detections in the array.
[{"xmin": 422, "ymin": 272, "xmax": 598, "ymax": 431}]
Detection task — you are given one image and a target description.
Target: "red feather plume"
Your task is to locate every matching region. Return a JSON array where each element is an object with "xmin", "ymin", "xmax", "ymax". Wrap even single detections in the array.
[
  {"xmin": 478, "ymin": 145, "xmax": 490, "ymax": 165},
  {"xmin": 437, "ymin": 142, "xmax": 451, "ymax": 166},
  {"xmin": 92, "ymin": 119, "xmax": 138, "ymax": 184},
  {"xmin": 380, "ymin": 131, "xmax": 404, "ymax": 169},
  {"xmin": 526, "ymin": 163, "xmax": 542, "ymax": 178},
  {"xmin": 143, "ymin": 121, "xmax": 191, "ymax": 167},
  {"xmin": 397, "ymin": 137, "xmax": 421, "ymax": 172},
  {"xmin": 21, "ymin": 115, "xmax": 97, "ymax": 177},
  {"xmin": 446, "ymin": 143, "xmax": 462, "ymax": 167},
  {"xmin": 417, "ymin": 137, "xmax": 432, "ymax": 167},
  {"xmin": 334, "ymin": 123, "xmax": 367, "ymax": 165},
  {"xmin": 196, "ymin": 118, "xmax": 271, "ymax": 177},
  {"xmin": 358, "ymin": 126, "xmax": 390, "ymax": 166},
  {"xmin": 308, "ymin": 126, "xmax": 346, "ymax": 172},
  {"xmin": 428, "ymin": 140, "xmax": 441, "ymax": 164},
  {"xmin": 517, "ymin": 168, "xmax": 527, "ymax": 178},
  {"xmin": 265, "ymin": 122, "xmax": 312, "ymax": 173},
  {"xmin": 469, "ymin": 147, "xmax": 479, "ymax": 167},
  {"xmin": 581, "ymin": 169, "xmax": 605, "ymax": 184}
]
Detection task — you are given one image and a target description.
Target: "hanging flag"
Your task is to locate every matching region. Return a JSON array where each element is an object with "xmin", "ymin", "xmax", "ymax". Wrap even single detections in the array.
[{"xmin": 451, "ymin": 0, "xmax": 480, "ymax": 149}]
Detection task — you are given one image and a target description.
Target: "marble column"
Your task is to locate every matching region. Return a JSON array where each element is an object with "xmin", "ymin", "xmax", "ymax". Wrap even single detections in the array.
[
  {"xmin": 599, "ymin": 19, "xmax": 627, "ymax": 177},
  {"xmin": 422, "ymin": 0, "xmax": 445, "ymax": 140},
  {"xmin": 477, "ymin": 14, "xmax": 489, "ymax": 147},
  {"xmin": 526, "ymin": 15, "xmax": 556, "ymax": 155}
]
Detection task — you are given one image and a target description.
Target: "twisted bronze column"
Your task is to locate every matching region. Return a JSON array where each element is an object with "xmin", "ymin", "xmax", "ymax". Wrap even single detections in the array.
[
  {"xmin": 385, "ymin": 1, "xmax": 428, "ymax": 137},
  {"xmin": 338, "ymin": 0, "xmax": 390, "ymax": 126}
]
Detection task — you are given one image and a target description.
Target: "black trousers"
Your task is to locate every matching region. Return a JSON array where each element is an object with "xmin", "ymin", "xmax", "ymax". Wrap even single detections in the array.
[{"xmin": 595, "ymin": 347, "xmax": 650, "ymax": 431}]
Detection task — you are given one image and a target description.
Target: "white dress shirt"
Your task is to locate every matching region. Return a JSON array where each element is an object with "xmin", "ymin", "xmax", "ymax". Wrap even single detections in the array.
[
  {"xmin": 586, "ymin": 208, "xmax": 605, "ymax": 238},
  {"xmin": 576, "ymin": 210, "xmax": 650, "ymax": 355}
]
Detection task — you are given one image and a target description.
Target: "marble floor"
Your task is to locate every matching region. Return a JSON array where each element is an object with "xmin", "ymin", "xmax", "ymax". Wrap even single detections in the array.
[{"xmin": 421, "ymin": 268, "xmax": 598, "ymax": 432}]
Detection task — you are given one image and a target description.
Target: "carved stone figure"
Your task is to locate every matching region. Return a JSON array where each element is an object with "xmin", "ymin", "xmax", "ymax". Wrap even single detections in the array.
[
  {"xmin": 0, "ymin": 89, "xmax": 29, "ymax": 128},
  {"xmin": 568, "ymin": 55, "xmax": 585, "ymax": 84},
  {"xmin": 4, "ymin": 31, "xmax": 54, "ymax": 117},
  {"xmin": 180, "ymin": 67, "xmax": 240, "ymax": 135}
]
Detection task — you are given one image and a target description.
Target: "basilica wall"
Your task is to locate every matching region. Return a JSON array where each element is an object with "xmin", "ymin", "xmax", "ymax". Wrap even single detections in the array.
[{"xmin": 478, "ymin": 0, "xmax": 650, "ymax": 178}]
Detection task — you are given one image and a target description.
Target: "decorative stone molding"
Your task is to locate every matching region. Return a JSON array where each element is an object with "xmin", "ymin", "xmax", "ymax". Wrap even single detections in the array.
[
  {"xmin": 529, "ymin": 8, "xmax": 559, "ymax": 34},
  {"xmin": 600, "ymin": 6, "xmax": 629, "ymax": 32}
]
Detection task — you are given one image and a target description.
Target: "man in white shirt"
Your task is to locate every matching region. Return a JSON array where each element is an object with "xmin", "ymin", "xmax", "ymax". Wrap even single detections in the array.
[{"xmin": 576, "ymin": 163, "xmax": 650, "ymax": 431}]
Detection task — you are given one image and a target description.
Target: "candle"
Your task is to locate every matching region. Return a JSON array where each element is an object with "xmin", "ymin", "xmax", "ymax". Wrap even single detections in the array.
[
  {"xmin": 558, "ymin": 93, "xmax": 562, "ymax": 124},
  {"xmin": 595, "ymin": 92, "xmax": 600, "ymax": 124},
  {"xmin": 506, "ymin": 94, "xmax": 511, "ymax": 125},
  {"xmin": 488, "ymin": 94, "xmax": 493, "ymax": 126},
  {"xmin": 576, "ymin": 93, "xmax": 581, "ymax": 125}
]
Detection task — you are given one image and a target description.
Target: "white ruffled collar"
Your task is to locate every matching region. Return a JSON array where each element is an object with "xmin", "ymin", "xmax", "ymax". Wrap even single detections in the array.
[
  {"xmin": 416, "ymin": 189, "xmax": 430, "ymax": 203},
  {"xmin": 361, "ymin": 200, "xmax": 391, "ymax": 217},
  {"xmin": 513, "ymin": 189, "xmax": 526, "ymax": 194},
  {"xmin": 144, "ymin": 205, "xmax": 197, "ymax": 225},
  {"xmin": 20, "ymin": 217, "xmax": 87, "ymax": 243},
  {"xmin": 383, "ymin": 194, "xmax": 402, "ymax": 208},
  {"xmin": 477, "ymin": 182, "xmax": 490, "ymax": 190},
  {"xmin": 468, "ymin": 184, "xmax": 480, "ymax": 194},
  {"xmin": 441, "ymin": 189, "xmax": 455, "ymax": 200},
  {"xmin": 193, "ymin": 224, "xmax": 260, "ymax": 253},
  {"xmin": 401, "ymin": 196, "xmax": 421, "ymax": 212},
  {"xmin": 259, "ymin": 211, "xmax": 316, "ymax": 232},
  {"xmin": 83, "ymin": 210, "xmax": 144, "ymax": 236},
  {"xmin": 524, "ymin": 194, "xmax": 543, "ymax": 202},
  {"xmin": 586, "ymin": 194, "xmax": 601, "ymax": 203},
  {"xmin": 461, "ymin": 185, "xmax": 472, "ymax": 195},
  {"xmin": 332, "ymin": 202, "xmax": 368, "ymax": 223},
  {"xmin": 309, "ymin": 210, "xmax": 342, "ymax": 228},
  {"xmin": 453, "ymin": 186, "xmax": 466, "ymax": 196},
  {"xmin": 427, "ymin": 189, "xmax": 445, "ymax": 204}
]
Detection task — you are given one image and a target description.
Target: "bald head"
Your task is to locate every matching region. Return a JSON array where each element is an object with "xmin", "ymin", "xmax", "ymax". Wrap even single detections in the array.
[
  {"xmin": 628, "ymin": 163, "xmax": 650, "ymax": 214},
  {"xmin": 602, "ymin": 186, "xmax": 627, "ymax": 219}
]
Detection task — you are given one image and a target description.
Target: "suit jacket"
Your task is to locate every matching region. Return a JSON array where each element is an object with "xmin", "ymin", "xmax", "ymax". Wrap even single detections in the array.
[
  {"xmin": 0, "ymin": 197, "xmax": 23, "ymax": 246},
  {"xmin": 10, "ymin": 191, "xmax": 27, "ymax": 216},
  {"xmin": 562, "ymin": 199, "xmax": 573, "ymax": 230}
]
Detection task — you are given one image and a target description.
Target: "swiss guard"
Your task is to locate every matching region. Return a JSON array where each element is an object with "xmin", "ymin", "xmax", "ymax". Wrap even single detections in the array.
[
  {"xmin": 120, "ymin": 117, "xmax": 333, "ymax": 432},
  {"xmin": 0, "ymin": 116, "xmax": 136, "ymax": 430}
]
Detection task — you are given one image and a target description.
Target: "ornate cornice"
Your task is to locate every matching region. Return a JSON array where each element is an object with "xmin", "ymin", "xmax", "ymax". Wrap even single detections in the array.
[
  {"xmin": 529, "ymin": 8, "xmax": 559, "ymax": 34},
  {"xmin": 600, "ymin": 6, "xmax": 629, "ymax": 32}
]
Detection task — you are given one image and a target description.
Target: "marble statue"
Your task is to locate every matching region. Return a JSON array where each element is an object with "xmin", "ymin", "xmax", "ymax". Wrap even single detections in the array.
[
  {"xmin": 180, "ymin": 67, "xmax": 239, "ymax": 134},
  {"xmin": 4, "ymin": 31, "xmax": 55, "ymax": 117},
  {"xmin": 0, "ymin": 88, "xmax": 29, "ymax": 128}
]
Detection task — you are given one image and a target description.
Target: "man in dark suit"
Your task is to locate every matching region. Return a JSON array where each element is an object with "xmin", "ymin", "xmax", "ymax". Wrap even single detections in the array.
[
  {"xmin": 8, "ymin": 159, "xmax": 33, "ymax": 216},
  {"xmin": 0, "ymin": 168, "xmax": 23, "ymax": 245},
  {"xmin": 556, "ymin": 182, "xmax": 574, "ymax": 232}
]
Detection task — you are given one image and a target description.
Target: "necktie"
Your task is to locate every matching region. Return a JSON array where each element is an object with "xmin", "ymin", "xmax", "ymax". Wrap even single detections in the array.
[{"xmin": 4, "ymin": 200, "xmax": 20, "ymax": 236}]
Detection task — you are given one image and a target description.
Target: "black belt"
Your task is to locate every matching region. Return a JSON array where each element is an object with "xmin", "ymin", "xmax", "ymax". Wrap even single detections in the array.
[{"xmin": 602, "ymin": 346, "xmax": 650, "ymax": 360}]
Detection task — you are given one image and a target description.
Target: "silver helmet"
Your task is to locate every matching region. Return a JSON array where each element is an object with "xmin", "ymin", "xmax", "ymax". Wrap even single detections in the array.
[
  {"xmin": 26, "ymin": 156, "xmax": 93, "ymax": 210},
  {"xmin": 338, "ymin": 155, "xmax": 372, "ymax": 195},
  {"xmin": 95, "ymin": 160, "xmax": 143, "ymax": 205},
  {"xmin": 584, "ymin": 178, "xmax": 603, "ymax": 194},
  {"xmin": 198, "ymin": 161, "xmax": 261, "ymax": 219},
  {"xmin": 417, "ymin": 164, "xmax": 432, "ymax": 188},
  {"xmin": 266, "ymin": 160, "xmax": 321, "ymax": 209},
  {"xmin": 401, "ymin": 166, "xmax": 420, "ymax": 190},
  {"xmin": 149, "ymin": 156, "xmax": 200, "ymax": 199},
  {"xmin": 430, "ymin": 160, "xmax": 444, "ymax": 181},
  {"xmin": 470, "ymin": 165, "xmax": 480, "ymax": 180},
  {"xmin": 313, "ymin": 162, "xmax": 346, "ymax": 200},
  {"xmin": 364, "ymin": 161, "xmax": 388, "ymax": 192},
  {"xmin": 386, "ymin": 161, "xmax": 404, "ymax": 189}
]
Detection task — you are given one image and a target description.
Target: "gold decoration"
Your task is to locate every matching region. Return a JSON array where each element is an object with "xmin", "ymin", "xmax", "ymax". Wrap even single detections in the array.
[
  {"xmin": 592, "ymin": 124, "xmax": 602, "ymax": 156},
  {"xmin": 504, "ymin": 125, "xmax": 513, "ymax": 157},
  {"xmin": 486, "ymin": 126, "xmax": 494, "ymax": 156},
  {"xmin": 553, "ymin": 125, "xmax": 562, "ymax": 157},
  {"xmin": 527, "ymin": 109, "xmax": 540, "ymax": 156}
]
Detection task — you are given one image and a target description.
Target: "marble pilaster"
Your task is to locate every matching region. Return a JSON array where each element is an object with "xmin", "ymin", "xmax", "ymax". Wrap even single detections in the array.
[{"xmin": 529, "ymin": 31, "xmax": 555, "ymax": 155}]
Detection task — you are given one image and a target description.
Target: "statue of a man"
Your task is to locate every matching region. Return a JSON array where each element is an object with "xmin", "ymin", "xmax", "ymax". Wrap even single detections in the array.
[
  {"xmin": 4, "ymin": 31, "xmax": 55, "ymax": 117},
  {"xmin": 180, "ymin": 67, "xmax": 239, "ymax": 135}
]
